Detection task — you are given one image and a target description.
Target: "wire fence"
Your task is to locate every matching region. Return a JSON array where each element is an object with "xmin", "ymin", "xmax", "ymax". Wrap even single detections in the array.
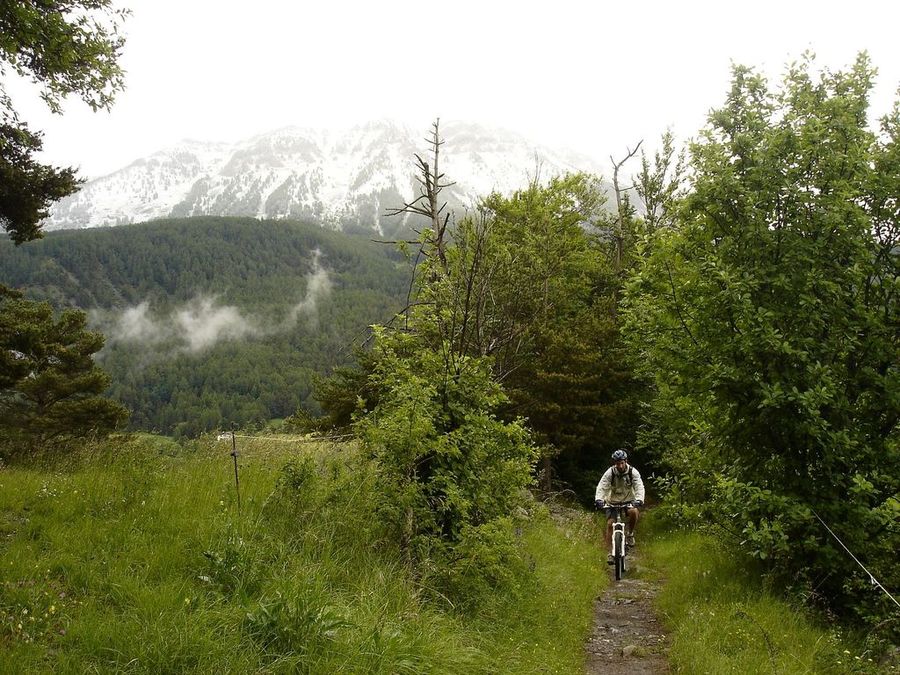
[
  {"xmin": 216, "ymin": 432, "xmax": 355, "ymax": 444},
  {"xmin": 813, "ymin": 510, "xmax": 900, "ymax": 611},
  {"xmin": 214, "ymin": 430, "xmax": 899, "ymax": 612}
]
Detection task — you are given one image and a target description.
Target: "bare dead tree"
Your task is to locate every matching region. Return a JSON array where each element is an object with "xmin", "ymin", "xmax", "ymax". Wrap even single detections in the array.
[
  {"xmin": 379, "ymin": 119, "xmax": 469, "ymax": 387},
  {"xmin": 385, "ymin": 119, "xmax": 456, "ymax": 274},
  {"xmin": 610, "ymin": 141, "xmax": 643, "ymax": 272},
  {"xmin": 527, "ymin": 151, "xmax": 544, "ymax": 190}
]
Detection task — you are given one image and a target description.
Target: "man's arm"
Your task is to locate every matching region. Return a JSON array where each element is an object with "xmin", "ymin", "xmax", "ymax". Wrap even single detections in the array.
[
  {"xmin": 632, "ymin": 467, "xmax": 646, "ymax": 503},
  {"xmin": 595, "ymin": 468, "xmax": 612, "ymax": 502}
]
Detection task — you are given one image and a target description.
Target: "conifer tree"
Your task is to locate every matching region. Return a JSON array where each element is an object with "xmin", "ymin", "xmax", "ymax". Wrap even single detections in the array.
[{"xmin": 0, "ymin": 287, "xmax": 128, "ymax": 455}]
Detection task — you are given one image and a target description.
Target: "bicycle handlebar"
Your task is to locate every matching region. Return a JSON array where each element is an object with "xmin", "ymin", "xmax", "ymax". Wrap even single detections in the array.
[{"xmin": 606, "ymin": 501, "xmax": 634, "ymax": 508}]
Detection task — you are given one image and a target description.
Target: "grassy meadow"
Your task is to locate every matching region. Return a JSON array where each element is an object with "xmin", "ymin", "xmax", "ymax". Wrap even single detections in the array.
[
  {"xmin": 0, "ymin": 434, "xmax": 606, "ymax": 673},
  {"xmin": 640, "ymin": 515, "xmax": 895, "ymax": 674}
]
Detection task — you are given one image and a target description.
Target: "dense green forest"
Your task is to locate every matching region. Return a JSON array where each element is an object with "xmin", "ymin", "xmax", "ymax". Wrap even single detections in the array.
[{"xmin": 0, "ymin": 217, "xmax": 409, "ymax": 436}]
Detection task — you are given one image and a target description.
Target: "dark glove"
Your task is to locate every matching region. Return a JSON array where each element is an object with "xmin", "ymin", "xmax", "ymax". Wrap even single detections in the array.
[
  {"xmin": 594, "ymin": 499, "xmax": 605, "ymax": 510},
  {"xmin": 633, "ymin": 500, "xmax": 644, "ymax": 508}
]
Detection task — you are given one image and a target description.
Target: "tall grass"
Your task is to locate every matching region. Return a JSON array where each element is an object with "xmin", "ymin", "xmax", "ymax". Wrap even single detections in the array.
[
  {"xmin": 641, "ymin": 515, "xmax": 893, "ymax": 674},
  {"xmin": 470, "ymin": 507, "xmax": 607, "ymax": 674},
  {"xmin": 0, "ymin": 434, "xmax": 607, "ymax": 673}
]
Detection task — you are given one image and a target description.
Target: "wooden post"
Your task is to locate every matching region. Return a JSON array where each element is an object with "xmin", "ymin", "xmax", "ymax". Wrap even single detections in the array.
[{"xmin": 230, "ymin": 428, "xmax": 241, "ymax": 513}]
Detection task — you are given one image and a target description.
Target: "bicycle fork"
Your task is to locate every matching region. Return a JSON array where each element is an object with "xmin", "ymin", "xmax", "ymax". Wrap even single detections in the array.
[
  {"xmin": 612, "ymin": 520, "xmax": 627, "ymax": 559},
  {"xmin": 611, "ymin": 515, "xmax": 628, "ymax": 580}
]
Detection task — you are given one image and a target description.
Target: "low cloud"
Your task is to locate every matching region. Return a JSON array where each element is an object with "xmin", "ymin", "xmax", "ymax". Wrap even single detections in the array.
[
  {"xmin": 95, "ymin": 296, "xmax": 261, "ymax": 354},
  {"xmin": 176, "ymin": 298, "xmax": 260, "ymax": 352},
  {"xmin": 92, "ymin": 251, "xmax": 332, "ymax": 354},
  {"xmin": 283, "ymin": 249, "xmax": 332, "ymax": 329}
]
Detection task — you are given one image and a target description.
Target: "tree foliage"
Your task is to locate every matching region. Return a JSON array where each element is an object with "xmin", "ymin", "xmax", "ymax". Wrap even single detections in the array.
[
  {"xmin": 322, "ymin": 171, "xmax": 643, "ymax": 495},
  {"xmin": 358, "ymin": 328, "xmax": 535, "ymax": 590},
  {"xmin": 623, "ymin": 54, "xmax": 899, "ymax": 631},
  {"xmin": 0, "ymin": 286, "xmax": 128, "ymax": 456},
  {"xmin": 349, "ymin": 125, "xmax": 539, "ymax": 596},
  {"xmin": 326, "ymin": 120, "xmax": 652, "ymax": 605},
  {"xmin": 466, "ymin": 175, "xmax": 640, "ymax": 492},
  {"xmin": 0, "ymin": 122, "xmax": 81, "ymax": 244},
  {"xmin": 633, "ymin": 129, "xmax": 686, "ymax": 237},
  {"xmin": 0, "ymin": 0, "xmax": 128, "ymax": 244}
]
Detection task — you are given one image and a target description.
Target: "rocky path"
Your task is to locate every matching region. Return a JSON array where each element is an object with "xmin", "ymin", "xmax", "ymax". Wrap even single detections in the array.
[{"xmin": 584, "ymin": 548, "xmax": 670, "ymax": 674}]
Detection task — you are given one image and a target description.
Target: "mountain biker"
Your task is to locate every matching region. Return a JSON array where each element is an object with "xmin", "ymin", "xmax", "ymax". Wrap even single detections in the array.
[{"xmin": 594, "ymin": 449, "xmax": 645, "ymax": 564}]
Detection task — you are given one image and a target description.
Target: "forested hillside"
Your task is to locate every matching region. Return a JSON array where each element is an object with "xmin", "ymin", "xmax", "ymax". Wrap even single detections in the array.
[{"xmin": 0, "ymin": 217, "xmax": 409, "ymax": 436}]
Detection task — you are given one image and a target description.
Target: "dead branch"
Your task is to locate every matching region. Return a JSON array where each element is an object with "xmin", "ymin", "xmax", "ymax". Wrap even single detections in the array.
[{"xmin": 610, "ymin": 140, "xmax": 643, "ymax": 272}]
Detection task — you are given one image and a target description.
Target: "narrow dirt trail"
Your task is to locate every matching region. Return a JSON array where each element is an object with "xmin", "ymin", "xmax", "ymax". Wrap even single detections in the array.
[{"xmin": 584, "ymin": 547, "xmax": 670, "ymax": 674}]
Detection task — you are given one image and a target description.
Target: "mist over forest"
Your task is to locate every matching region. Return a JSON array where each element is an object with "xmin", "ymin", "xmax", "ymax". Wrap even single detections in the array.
[{"xmin": 0, "ymin": 217, "xmax": 409, "ymax": 436}]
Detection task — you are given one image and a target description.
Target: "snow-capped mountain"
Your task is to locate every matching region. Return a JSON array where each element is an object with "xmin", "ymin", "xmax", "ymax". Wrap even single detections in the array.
[{"xmin": 44, "ymin": 120, "xmax": 606, "ymax": 235}]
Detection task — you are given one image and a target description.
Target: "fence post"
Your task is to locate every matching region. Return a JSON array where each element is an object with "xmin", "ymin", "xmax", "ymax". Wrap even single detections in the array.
[{"xmin": 230, "ymin": 427, "xmax": 241, "ymax": 514}]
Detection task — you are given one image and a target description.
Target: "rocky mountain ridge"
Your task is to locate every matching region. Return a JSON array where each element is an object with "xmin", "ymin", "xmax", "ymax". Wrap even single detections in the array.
[{"xmin": 45, "ymin": 120, "xmax": 605, "ymax": 235}]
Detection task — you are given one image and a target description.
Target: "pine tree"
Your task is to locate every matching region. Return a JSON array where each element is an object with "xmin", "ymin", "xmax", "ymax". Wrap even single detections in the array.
[{"xmin": 0, "ymin": 287, "xmax": 128, "ymax": 455}]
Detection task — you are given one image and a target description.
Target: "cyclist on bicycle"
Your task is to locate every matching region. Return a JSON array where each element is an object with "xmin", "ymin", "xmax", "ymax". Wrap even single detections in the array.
[{"xmin": 594, "ymin": 449, "xmax": 645, "ymax": 564}]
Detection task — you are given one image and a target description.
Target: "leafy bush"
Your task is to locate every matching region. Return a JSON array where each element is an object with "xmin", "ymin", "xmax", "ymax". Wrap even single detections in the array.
[
  {"xmin": 623, "ymin": 54, "xmax": 900, "ymax": 637},
  {"xmin": 200, "ymin": 531, "xmax": 262, "ymax": 599},
  {"xmin": 358, "ymin": 328, "xmax": 537, "ymax": 593},
  {"xmin": 439, "ymin": 517, "xmax": 529, "ymax": 606},
  {"xmin": 263, "ymin": 456, "xmax": 320, "ymax": 519}
]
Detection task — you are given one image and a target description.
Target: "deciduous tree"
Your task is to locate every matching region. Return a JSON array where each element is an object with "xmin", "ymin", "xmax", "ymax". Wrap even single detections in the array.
[
  {"xmin": 624, "ymin": 53, "xmax": 899, "ymax": 630},
  {"xmin": 0, "ymin": 0, "xmax": 128, "ymax": 244}
]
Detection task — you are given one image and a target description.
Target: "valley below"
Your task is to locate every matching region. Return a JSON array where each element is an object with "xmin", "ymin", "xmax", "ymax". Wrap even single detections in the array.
[{"xmin": 0, "ymin": 216, "xmax": 410, "ymax": 436}]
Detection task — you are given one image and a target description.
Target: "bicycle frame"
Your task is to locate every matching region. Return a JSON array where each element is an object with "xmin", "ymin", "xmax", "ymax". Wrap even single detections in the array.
[{"xmin": 608, "ymin": 502, "xmax": 632, "ymax": 581}]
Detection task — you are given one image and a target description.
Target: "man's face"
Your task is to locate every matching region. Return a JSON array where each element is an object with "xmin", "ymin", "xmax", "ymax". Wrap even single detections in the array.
[{"xmin": 615, "ymin": 459, "xmax": 627, "ymax": 472}]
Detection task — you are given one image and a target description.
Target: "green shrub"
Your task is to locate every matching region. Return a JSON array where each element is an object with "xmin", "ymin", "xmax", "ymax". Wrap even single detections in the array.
[
  {"xmin": 623, "ymin": 55, "xmax": 900, "ymax": 636},
  {"xmin": 358, "ymin": 329, "xmax": 537, "ymax": 589},
  {"xmin": 440, "ymin": 517, "xmax": 528, "ymax": 606},
  {"xmin": 244, "ymin": 586, "xmax": 351, "ymax": 656},
  {"xmin": 201, "ymin": 530, "xmax": 263, "ymax": 599}
]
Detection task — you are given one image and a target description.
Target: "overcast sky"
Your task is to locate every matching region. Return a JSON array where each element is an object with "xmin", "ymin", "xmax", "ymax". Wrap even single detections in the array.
[{"xmin": 7, "ymin": 0, "xmax": 900, "ymax": 179}]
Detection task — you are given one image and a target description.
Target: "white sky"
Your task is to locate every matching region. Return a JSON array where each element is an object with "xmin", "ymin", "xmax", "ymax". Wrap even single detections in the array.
[{"xmin": 6, "ymin": 0, "xmax": 900, "ymax": 179}]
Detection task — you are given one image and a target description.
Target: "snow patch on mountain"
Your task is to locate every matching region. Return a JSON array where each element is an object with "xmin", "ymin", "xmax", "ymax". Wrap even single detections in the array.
[{"xmin": 44, "ymin": 120, "xmax": 605, "ymax": 233}]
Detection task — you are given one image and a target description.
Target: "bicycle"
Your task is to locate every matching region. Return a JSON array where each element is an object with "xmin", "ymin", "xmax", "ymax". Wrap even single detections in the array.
[{"xmin": 606, "ymin": 501, "xmax": 633, "ymax": 581}]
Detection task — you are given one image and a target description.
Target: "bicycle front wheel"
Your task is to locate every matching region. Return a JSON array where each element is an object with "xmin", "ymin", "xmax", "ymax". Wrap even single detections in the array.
[{"xmin": 613, "ymin": 531, "xmax": 625, "ymax": 581}]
